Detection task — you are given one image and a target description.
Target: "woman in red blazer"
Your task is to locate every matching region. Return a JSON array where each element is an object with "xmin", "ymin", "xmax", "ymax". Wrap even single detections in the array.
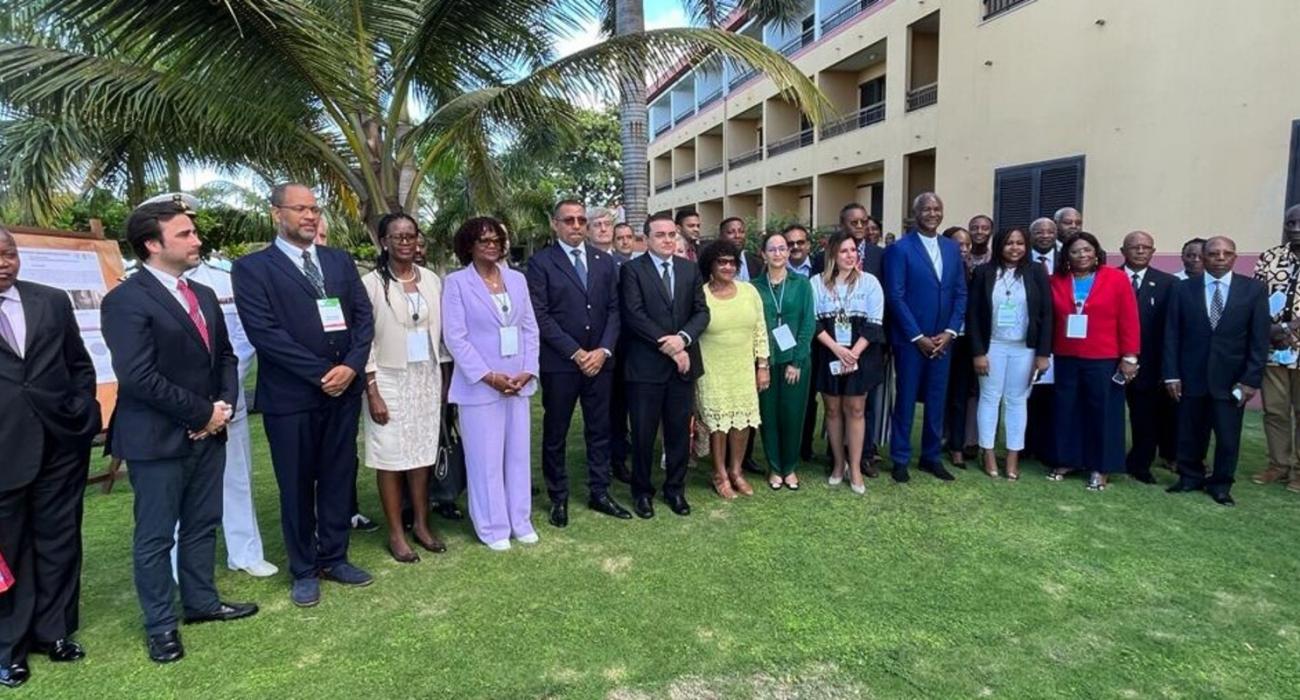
[{"xmin": 1048, "ymin": 232, "xmax": 1140, "ymax": 490}]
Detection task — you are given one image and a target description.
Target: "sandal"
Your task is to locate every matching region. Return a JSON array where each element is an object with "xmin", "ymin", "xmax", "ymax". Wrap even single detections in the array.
[
  {"xmin": 785, "ymin": 475, "xmax": 801, "ymax": 490},
  {"xmin": 712, "ymin": 474, "xmax": 736, "ymax": 500},
  {"xmin": 1086, "ymin": 472, "xmax": 1106, "ymax": 491},
  {"xmin": 768, "ymin": 476, "xmax": 783, "ymax": 491},
  {"xmin": 729, "ymin": 471, "xmax": 754, "ymax": 496}
]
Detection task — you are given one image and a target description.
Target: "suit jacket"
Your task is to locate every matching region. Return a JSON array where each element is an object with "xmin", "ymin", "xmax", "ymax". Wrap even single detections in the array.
[
  {"xmin": 737, "ymin": 251, "xmax": 765, "ymax": 282},
  {"xmin": 231, "ymin": 243, "xmax": 374, "ymax": 415},
  {"xmin": 525, "ymin": 242, "xmax": 620, "ymax": 374},
  {"xmin": 0, "ymin": 281, "xmax": 100, "ymax": 491},
  {"xmin": 1049, "ymin": 266, "xmax": 1140, "ymax": 360},
  {"xmin": 361, "ymin": 266, "xmax": 449, "ymax": 373},
  {"xmin": 442, "ymin": 264, "xmax": 540, "ymax": 406},
  {"xmin": 619, "ymin": 253, "xmax": 710, "ymax": 383},
  {"xmin": 882, "ymin": 232, "xmax": 968, "ymax": 346},
  {"xmin": 101, "ymin": 270, "xmax": 237, "ymax": 461},
  {"xmin": 1163, "ymin": 274, "xmax": 1269, "ymax": 400},
  {"xmin": 1119, "ymin": 265, "xmax": 1176, "ymax": 389},
  {"xmin": 965, "ymin": 262, "xmax": 1053, "ymax": 357}
]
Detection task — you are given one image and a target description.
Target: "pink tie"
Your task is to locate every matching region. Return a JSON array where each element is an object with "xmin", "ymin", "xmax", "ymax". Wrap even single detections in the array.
[{"xmin": 177, "ymin": 280, "xmax": 210, "ymax": 351}]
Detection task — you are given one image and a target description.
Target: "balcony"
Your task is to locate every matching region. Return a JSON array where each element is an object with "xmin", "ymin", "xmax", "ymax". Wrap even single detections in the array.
[
  {"xmin": 984, "ymin": 0, "xmax": 1033, "ymax": 20},
  {"xmin": 654, "ymin": 181, "xmax": 673, "ymax": 194},
  {"xmin": 728, "ymin": 67, "xmax": 757, "ymax": 91},
  {"xmin": 698, "ymin": 163, "xmax": 723, "ymax": 180},
  {"xmin": 728, "ymin": 147, "xmax": 764, "ymax": 170},
  {"xmin": 673, "ymin": 104, "xmax": 696, "ymax": 122},
  {"xmin": 820, "ymin": 0, "xmax": 883, "ymax": 34},
  {"xmin": 699, "ymin": 86, "xmax": 723, "ymax": 109},
  {"xmin": 765, "ymin": 128, "xmax": 814, "ymax": 158},
  {"xmin": 905, "ymin": 83, "xmax": 938, "ymax": 112},
  {"xmin": 777, "ymin": 28, "xmax": 815, "ymax": 57},
  {"xmin": 819, "ymin": 101, "xmax": 886, "ymax": 140},
  {"xmin": 653, "ymin": 121, "xmax": 671, "ymax": 138},
  {"xmin": 673, "ymin": 172, "xmax": 697, "ymax": 188}
]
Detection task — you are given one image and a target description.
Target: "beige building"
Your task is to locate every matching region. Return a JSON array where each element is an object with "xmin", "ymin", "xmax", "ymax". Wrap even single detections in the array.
[{"xmin": 646, "ymin": 0, "xmax": 1300, "ymax": 263}]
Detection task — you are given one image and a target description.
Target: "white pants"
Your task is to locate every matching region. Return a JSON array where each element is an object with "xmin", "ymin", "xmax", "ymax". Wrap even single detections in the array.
[
  {"xmin": 172, "ymin": 412, "xmax": 266, "ymax": 575},
  {"xmin": 977, "ymin": 341, "xmax": 1036, "ymax": 451}
]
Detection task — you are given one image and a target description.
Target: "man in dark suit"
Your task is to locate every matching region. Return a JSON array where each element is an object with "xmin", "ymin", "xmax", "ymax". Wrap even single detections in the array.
[
  {"xmin": 528, "ymin": 200, "xmax": 631, "ymax": 527},
  {"xmin": 0, "ymin": 227, "xmax": 100, "ymax": 688},
  {"xmin": 1118, "ymin": 231, "xmax": 1178, "ymax": 483},
  {"xmin": 619, "ymin": 213, "xmax": 710, "ymax": 519},
  {"xmin": 883, "ymin": 193, "xmax": 968, "ymax": 482},
  {"xmin": 101, "ymin": 199, "xmax": 257, "ymax": 664},
  {"xmin": 718, "ymin": 217, "xmax": 765, "ymax": 283},
  {"xmin": 1164, "ymin": 236, "xmax": 1270, "ymax": 506},
  {"xmin": 232, "ymin": 183, "xmax": 375, "ymax": 607}
]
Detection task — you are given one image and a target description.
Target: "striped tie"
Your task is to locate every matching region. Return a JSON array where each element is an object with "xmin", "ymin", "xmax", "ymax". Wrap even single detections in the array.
[
  {"xmin": 301, "ymin": 251, "xmax": 326, "ymax": 298},
  {"xmin": 1209, "ymin": 281, "xmax": 1224, "ymax": 330}
]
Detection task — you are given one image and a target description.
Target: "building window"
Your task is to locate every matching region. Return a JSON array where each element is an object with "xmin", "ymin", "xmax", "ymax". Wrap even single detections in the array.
[
  {"xmin": 983, "ymin": 0, "xmax": 1034, "ymax": 21},
  {"xmin": 993, "ymin": 156, "xmax": 1085, "ymax": 234},
  {"xmin": 1288, "ymin": 120, "xmax": 1300, "ymax": 209}
]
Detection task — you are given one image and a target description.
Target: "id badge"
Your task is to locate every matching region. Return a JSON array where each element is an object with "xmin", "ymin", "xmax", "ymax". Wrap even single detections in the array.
[
  {"xmin": 317, "ymin": 298, "xmax": 348, "ymax": 332},
  {"xmin": 1066, "ymin": 314, "xmax": 1088, "ymax": 339},
  {"xmin": 772, "ymin": 324, "xmax": 796, "ymax": 352},
  {"xmin": 996, "ymin": 302, "xmax": 1018, "ymax": 327},
  {"xmin": 406, "ymin": 330, "xmax": 431, "ymax": 363},
  {"xmin": 828, "ymin": 360, "xmax": 843, "ymax": 376},
  {"xmin": 1273, "ymin": 347, "xmax": 1298, "ymax": 366},
  {"xmin": 499, "ymin": 326, "xmax": 520, "ymax": 357},
  {"xmin": 834, "ymin": 320, "xmax": 853, "ymax": 346}
]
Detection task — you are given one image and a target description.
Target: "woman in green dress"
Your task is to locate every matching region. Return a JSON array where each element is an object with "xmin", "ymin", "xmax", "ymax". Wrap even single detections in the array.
[
  {"xmin": 695, "ymin": 240, "xmax": 770, "ymax": 499},
  {"xmin": 754, "ymin": 227, "xmax": 816, "ymax": 490}
]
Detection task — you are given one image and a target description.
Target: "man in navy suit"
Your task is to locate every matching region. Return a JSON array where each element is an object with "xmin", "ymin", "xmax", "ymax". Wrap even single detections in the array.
[
  {"xmin": 1164, "ymin": 236, "xmax": 1269, "ymax": 506},
  {"xmin": 883, "ymin": 192, "xmax": 968, "ymax": 482},
  {"xmin": 528, "ymin": 200, "xmax": 631, "ymax": 527},
  {"xmin": 232, "ymin": 184, "xmax": 375, "ymax": 607},
  {"xmin": 1118, "ymin": 231, "xmax": 1178, "ymax": 483},
  {"xmin": 101, "ymin": 198, "xmax": 257, "ymax": 664}
]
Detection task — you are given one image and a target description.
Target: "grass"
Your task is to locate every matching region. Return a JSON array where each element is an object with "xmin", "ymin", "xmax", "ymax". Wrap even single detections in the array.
[{"xmin": 30, "ymin": 403, "xmax": 1300, "ymax": 699}]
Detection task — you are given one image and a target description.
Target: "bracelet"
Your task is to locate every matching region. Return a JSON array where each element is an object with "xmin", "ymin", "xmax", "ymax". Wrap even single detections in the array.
[{"xmin": 366, "ymin": 378, "xmax": 378, "ymax": 387}]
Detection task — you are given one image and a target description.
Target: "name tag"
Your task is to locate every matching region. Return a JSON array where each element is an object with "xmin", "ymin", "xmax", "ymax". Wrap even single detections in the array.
[
  {"xmin": 317, "ymin": 298, "xmax": 348, "ymax": 332},
  {"xmin": 834, "ymin": 320, "xmax": 853, "ymax": 346},
  {"xmin": 1273, "ymin": 348, "xmax": 1298, "ymax": 366},
  {"xmin": 1066, "ymin": 314, "xmax": 1088, "ymax": 339},
  {"xmin": 772, "ymin": 324, "xmax": 796, "ymax": 352},
  {"xmin": 828, "ymin": 360, "xmax": 844, "ymax": 376},
  {"xmin": 406, "ymin": 330, "xmax": 431, "ymax": 363},
  {"xmin": 996, "ymin": 301, "xmax": 1019, "ymax": 328},
  {"xmin": 499, "ymin": 326, "xmax": 520, "ymax": 357}
]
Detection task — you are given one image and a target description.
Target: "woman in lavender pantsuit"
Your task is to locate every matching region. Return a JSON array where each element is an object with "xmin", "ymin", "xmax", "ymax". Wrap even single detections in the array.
[{"xmin": 442, "ymin": 217, "xmax": 541, "ymax": 551}]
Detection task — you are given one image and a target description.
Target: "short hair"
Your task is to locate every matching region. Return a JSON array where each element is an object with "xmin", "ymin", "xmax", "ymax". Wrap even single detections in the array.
[
  {"xmin": 762, "ymin": 228, "xmax": 793, "ymax": 251},
  {"xmin": 968, "ymin": 214, "xmax": 994, "ymax": 228},
  {"xmin": 911, "ymin": 192, "xmax": 942, "ymax": 214},
  {"xmin": 644, "ymin": 211, "xmax": 676, "ymax": 236},
  {"xmin": 1182, "ymin": 237, "xmax": 1207, "ymax": 252},
  {"xmin": 552, "ymin": 199, "xmax": 584, "ymax": 219},
  {"xmin": 1029, "ymin": 217, "xmax": 1057, "ymax": 235},
  {"xmin": 1053, "ymin": 207, "xmax": 1081, "ymax": 225},
  {"xmin": 942, "ymin": 226, "xmax": 969, "ymax": 240},
  {"xmin": 587, "ymin": 206, "xmax": 611, "ymax": 224},
  {"xmin": 674, "ymin": 209, "xmax": 700, "ymax": 226},
  {"xmin": 1056, "ymin": 231, "xmax": 1106, "ymax": 276},
  {"xmin": 613, "ymin": 222, "xmax": 634, "ymax": 234},
  {"xmin": 991, "ymin": 227, "xmax": 1031, "ymax": 277},
  {"xmin": 697, "ymin": 239, "xmax": 741, "ymax": 280},
  {"xmin": 452, "ymin": 216, "xmax": 509, "ymax": 265},
  {"xmin": 839, "ymin": 203, "xmax": 867, "ymax": 224},
  {"xmin": 126, "ymin": 199, "xmax": 194, "ymax": 261},
  {"xmin": 270, "ymin": 182, "xmax": 311, "ymax": 207},
  {"xmin": 718, "ymin": 216, "xmax": 744, "ymax": 234}
]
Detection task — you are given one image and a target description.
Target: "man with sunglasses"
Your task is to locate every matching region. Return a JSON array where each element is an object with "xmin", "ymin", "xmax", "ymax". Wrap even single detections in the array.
[
  {"xmin": 527, "ymin": 200, "xmax": 632, "ymax": 527},
  {"xmin": 232, "ymin": 183, "xmax": 375, "ymax": 608}
]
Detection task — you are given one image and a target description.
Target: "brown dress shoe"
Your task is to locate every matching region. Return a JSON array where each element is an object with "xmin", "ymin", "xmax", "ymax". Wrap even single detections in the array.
[
  {"xmin": 1287, "ymin": 474, "xmax": 1300, "ymax": 494},
  {"xmin": 1252, "ymin": 464, "xmax": 1290, "ymax": 485}
]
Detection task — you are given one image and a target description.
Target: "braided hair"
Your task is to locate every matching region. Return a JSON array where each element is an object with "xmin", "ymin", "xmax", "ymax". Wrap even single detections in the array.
[{"xmin": 375, "ymin": 212, "xmax": 421, "ymax": 312}]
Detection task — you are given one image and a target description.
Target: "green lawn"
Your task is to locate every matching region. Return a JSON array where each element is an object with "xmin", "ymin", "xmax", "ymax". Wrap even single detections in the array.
[{"xmin": 31, "ymin": 406, "xmax": 1300, "ymax": 699}]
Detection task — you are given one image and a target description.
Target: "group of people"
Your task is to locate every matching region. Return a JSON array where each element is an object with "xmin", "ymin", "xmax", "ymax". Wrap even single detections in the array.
[{"xmin": 2, "ymin": 181, "xmax": 1298, "ymax": 688}]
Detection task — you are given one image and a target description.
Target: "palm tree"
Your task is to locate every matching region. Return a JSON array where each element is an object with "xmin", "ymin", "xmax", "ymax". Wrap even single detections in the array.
[
  {"xmin": 0, "ymin": 0, "xmax": 824, "ymax": 242},
  {"xmin": 610, "ymin": 0, "xmax": 809, "ymax": 233}
]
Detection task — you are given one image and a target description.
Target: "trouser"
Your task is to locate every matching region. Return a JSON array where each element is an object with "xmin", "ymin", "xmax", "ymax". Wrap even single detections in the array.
[
  {"xmin": 610, "ymin": 354, "xmax": 630, "ymax": 469},
  {"xmin": 129, "ymin": 440, "xmax": 224, "ymax": 636},
  {"xmin": 1052, "ymin": 357, "xmax": 1127, "ymax": 473},
  {"xmin": 263, "ymin": 398, "xmax": 362, "ymax": 580},
  {"xmin": 1125, "ymin": 381, "xmax": 1179, "ymax": 474},
  {"xmin": 889, "ymin": 342, "xmax": 952, "ymax": 466},
  {"xmin": 460, "ymin": 397, "xmax": 534, "ymax": 545},
  {"xmin": 945, "ymin": 336, "xmax": 975, "ymax": 452},
  {"xmin": 977, "ymin": 341, "xmax": 1036, "ymax": 451},
  {"xmin": 1261, "ymin": 365, "xmax": 1300, "ymax": 476},
  {"xmin": 758, "ymin": 360, "xmax": 812, "ymax": 475},
  {"xmin": 1026, "ymin": 383, "xmax": 1058, "ymax": 466},
  {"xmin": 0, "ymin": 430, "xmax": 89, "ymax": 666},
  {"xmin": 1175, "ymin": 394, "xmax": 1245, "ymax": 493},
  {"xmin": 628, "ymin": 379, "xmax": 694, "ymax": 499},
  {"xmin": 540, "ymin": 370, "xmax": 613, "ymax": 501}
]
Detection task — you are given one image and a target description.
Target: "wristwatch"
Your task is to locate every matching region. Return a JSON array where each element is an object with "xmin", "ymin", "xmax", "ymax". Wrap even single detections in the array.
[{"xmin": 1121, "ymin": 355, "xmax": 1138, "ymax": 365}]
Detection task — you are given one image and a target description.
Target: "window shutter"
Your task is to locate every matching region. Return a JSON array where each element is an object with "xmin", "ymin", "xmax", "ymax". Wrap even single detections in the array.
[
  {"xmin": 993, "ymin": 156, "xmax": 1085, "ymax": 233},
  {"xmin": 1037, "ymin": 160, "xmax": 1084, "ymax": 219},
  {"xmin": 994, "ymin": 168, "xmax": 1034, "ymax": 233}
]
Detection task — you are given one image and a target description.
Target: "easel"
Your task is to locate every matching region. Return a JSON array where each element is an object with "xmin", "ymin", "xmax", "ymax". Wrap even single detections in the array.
[{"xmin": 9, "ymin": 221, "xmax": 127, "ymax": 493}]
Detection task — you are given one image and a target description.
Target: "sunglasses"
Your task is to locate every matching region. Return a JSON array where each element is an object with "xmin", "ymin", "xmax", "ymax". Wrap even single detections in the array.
[
  {"xmin": 476, "ymin": 237, "xmax": 504, "ymax": 248},
  {"xmin": 556, "ymin": 216, "xmax": 589, "ymax": 226}
]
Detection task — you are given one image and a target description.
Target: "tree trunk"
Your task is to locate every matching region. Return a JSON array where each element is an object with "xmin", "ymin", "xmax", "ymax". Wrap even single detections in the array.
[
  {"xmin": 165, "ymin": 153, "xmax": 181, "ymax": 192},
  {"xmin": 126, "ymin": 149, "xmax": 146, "ymax": 206},
  {"xmin": 616, "ymin": 0, "xmax": 648, "ymax": 235}
]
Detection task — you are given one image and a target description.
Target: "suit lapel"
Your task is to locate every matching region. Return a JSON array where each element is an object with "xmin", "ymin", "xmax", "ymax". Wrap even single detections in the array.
[
  {"xmin": 909, "ymin": 235, "xmax": 941, "ymax": 285},
  {"xmin": 1192, "ymin": 275, "xmax": 1213, "ymax": 332},
  {"xmin": 15, "ymin": 281, "xmax": 44, "ymax": 358},
  {"xmin": 671, "ymin": 257, "xmax": 692, "ymax": 317},
  {"xmin": 264, "ymin": 245, "xmax": 322, "ymax": 300},
  {"xmin": 552, "ymin": 244, "xmax": 587, "ymax": 294},
  {"xmin": 466, "ymin": 264, "xmax": 508, "ymax": 325},
  {"xmin": 139, "ymin": 271, "xmax": 210, "ymax": 355}
]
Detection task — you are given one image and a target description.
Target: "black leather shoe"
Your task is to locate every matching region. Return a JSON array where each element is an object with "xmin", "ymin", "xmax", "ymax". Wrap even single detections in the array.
[
  {"xmin": 549, "ymin": 500, "xmax": 569, "ymax": 528},
  {"xmin": 0, "ymin": 662, "xmax": 29, "ymax": 688},
  {"xmin": 612, "ymin": 463, "xmax": 632, "ymax": 484},
  {"xmin": 633, "ymin": 496, "xmax": 655, "ymax": 519},
  {"xmin": 147, "ymin": 631, "xmax": 184, "ymax": 664},
  {"xmin": 34, "ymin": 638, "xmax": 85, "ymax": 662},
  {"xmin": 1210, "ymin": 491, "xmax": 1236, "ymax": 507},
  {"xmin": 1167, "ymin": 479, "xmax": 1203, "ymax": 493},
  {"xmin": 1129, "ymin": 470, "xmax": 1157, "ymax": 485},
  {"xmin": 891, "ymin": 464, "xmax": 911, "ymax": 483},
  {"xmin": 664, "ymin": 495, "xmax": 691, "ymax": 516},
  {"xmin": 588, "ymin": 494, "xmax": 633, "ymax": 520},
  {"xmin": 433, "ymin": 502, "xmax": 464, "ymax": 520},
  {"xmin": 919, "ymin": 462, "xmax": 956, "ymax": 481},
  {"xmin": 183, "ymin": 601, "xmax": 259, "ymax": 625}
]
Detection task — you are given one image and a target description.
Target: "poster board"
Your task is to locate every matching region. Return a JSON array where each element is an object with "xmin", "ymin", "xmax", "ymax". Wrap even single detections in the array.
[{"xmin": 9, "ymin": 222, "xmax": 125, "ymax": 428}]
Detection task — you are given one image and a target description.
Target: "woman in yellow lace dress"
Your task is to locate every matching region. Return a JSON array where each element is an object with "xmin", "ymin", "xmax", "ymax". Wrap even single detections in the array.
[{"xmin": 695, "ymin": 240, "xmax": 770, "ymax": 499}]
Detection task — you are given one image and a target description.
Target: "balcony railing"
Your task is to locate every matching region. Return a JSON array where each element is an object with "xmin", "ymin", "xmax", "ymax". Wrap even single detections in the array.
[
  {"xmin": 698, "ymin": 163, "xmax": 723, "ymax": 180},
  {"xmin": 777, "ymin": 28, "xmax": 815, "ymax": 57},
  {"xmin": 653, "ymin": 121, "xmax": 671, "ymax": 138},
  {"xmin": 766, "ymin": 128, "xmax": 814, "ymax": 158},
  {"xmin": 820, "ymin": 0, "xmax": 883, "ymax": 34},
  {"xmin": 728, "ymin": 147, "xmax": 763, "ymax": 170},
  {"xmin": 728, "ymin": 67, "xmax": 757, "ymax": 90},
  {"xmin": 905, "ymin": 82, "xmax": 938, "ymax": 112},
  {"xmin": 819, "ymin": 101, "xmax": 886, "ymax": 140},
  {"xmin": 984, "ymin": 0, "xmax": 1033, "ymax": 20},
  {"xmin": 673, "ymin": 172, "xmax": 697, "ymax": 187},
  {"xmin": 698, "ymin": 86, "xmax": 723, "ymax": 109},
  {"xmin": 673, "ymin": 105, "xmax": 696, "ymax": 121},
  {"xmin": 654, "ymin": 181, "xmax": 673, "ymax": 194}
]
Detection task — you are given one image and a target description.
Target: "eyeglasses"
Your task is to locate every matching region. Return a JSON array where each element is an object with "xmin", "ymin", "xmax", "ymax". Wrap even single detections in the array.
[
  {"xmin": 765, "ymin": 245, "xmax": 789, "ymax": 254},
  {"xmin": 389, "ymin": 234, "xmax": 424, "ymax": 244},
  {"xmin": 846, "ymin": 219, "xmax": 869, "ymax": 226},
  {"xmin": 476, "ymin": 237, "xmax": 504, "ymax": 248},
  {"xmin": 275, "ymin": 204, "xmax": 323, "ymax": 215},
  {"xmin": 787, "ymin": 239, "xmax": 809, "ymax": 247},
  {"xmin": 556, "ymin": 216, "xmax": 588, "ymax": 226},
  {"xmin": 715, "ymin": 258, "xmax": 738, "ymax": 267}
]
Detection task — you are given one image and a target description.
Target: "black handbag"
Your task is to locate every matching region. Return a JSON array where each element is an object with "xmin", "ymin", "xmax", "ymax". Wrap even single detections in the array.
[{"xmin": 429, "ymin": 403, "xmax": 467, "ymax": 503}]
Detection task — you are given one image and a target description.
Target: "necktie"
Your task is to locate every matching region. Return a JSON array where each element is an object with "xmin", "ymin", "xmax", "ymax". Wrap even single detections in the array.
[
  {"xmin": 1038, "ymin": 254, "xmax": 1050, "ymax": 270},
  {"xmin": 177, "ymin": 280, "xmax": 211, "ymax": 350},
  {"xmin": 0, "ymin": 297, "xmax": 20, "ymax": 357},
  {"xmin": 301, "ymin": 251, "xmax": 326, "ymax": 298},
  {"xmin": 572, "ymin": 249, "xmax": 588, "ymax": 290},
  {"xmin": 1132, "ymin": 272, "xmax": 1141, "ymax": 296},
  {"xmin": 661, "ymin": 261, "xmax": 673, "ymax": 301},
  {"xmin": 1210, "ymin": 281, "xmax": 1224, "ymax": 330}
]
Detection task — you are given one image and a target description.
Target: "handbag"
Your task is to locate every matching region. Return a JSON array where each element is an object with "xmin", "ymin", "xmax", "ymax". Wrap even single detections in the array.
[{"xmin": 429, "ymin": 403, "xmax": 467, "ymax": 503}]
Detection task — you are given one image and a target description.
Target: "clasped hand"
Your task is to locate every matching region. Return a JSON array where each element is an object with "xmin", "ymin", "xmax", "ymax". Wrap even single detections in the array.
[
  {"xmin": 916, "ymin": 333, "xmax": 952, "ymax": 359},
  {"xmin": 189, "ymin": 401, "xmax": 233, "ymax": 440},
  {"xmin": 486, "ymin": 371, "xmax": 532, "ymax": 395},
  {"xmin": 572, "ymin": 349, "xmax": 608, "ymax": 377},
  {"xmin": 321, "ymin": 365, "xmax": 357, "ymax": 397}
]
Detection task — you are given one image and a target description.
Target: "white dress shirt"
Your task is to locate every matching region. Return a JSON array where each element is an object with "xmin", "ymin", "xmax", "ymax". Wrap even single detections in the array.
[
  {"xmin": 918, "ymin": 233, "xmax": 943, "ymax": 278},
  {"xmin": 1123, "ymin": 265, "xmax": 1147, "ymax": 291},
  {"xmin": 0, "ymin": 284, "xmax": 28, "ymax": 357},
  {"xmin": 143, "ymin": 263, "xmax": 204, "ymax": 323},
  {"xmin": 274, "ymin": 236, "xmax": 325, "ymax": 283},
  {"xmin": 1175, "ymin": 270, "xmax": 1190, "ymax": 281},
  {"xmin": 789, "ymin": 259, "xmax": 813, "ymax": 278},
  {"xmin": 556, "ymin": 239, "xmax": 587, "ymax": 275}
]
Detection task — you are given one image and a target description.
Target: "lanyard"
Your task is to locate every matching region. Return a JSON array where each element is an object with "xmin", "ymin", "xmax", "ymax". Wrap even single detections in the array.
[
  {"xmin": 830, "ymin": 281, "xmax": 852, "ymax": 324},
  {"xmin": 1072, "ymin": 273, "xmax": 1095, "ymax": 314},
  {"xmin": 763, "ymin": 275, "xmax": 788, "ymax": 324}
]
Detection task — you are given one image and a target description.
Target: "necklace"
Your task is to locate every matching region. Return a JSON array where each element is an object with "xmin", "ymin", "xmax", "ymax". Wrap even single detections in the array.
[{"xmin": 390, "ymin": 265, "xmax": 418, "ymax": 284}]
